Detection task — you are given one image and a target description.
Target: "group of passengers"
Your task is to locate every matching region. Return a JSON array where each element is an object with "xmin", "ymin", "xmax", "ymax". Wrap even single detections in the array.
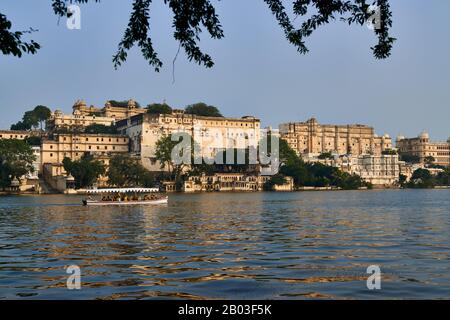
[{"xmin": 100, "ymin": 194, "xmax": 161, "ymax": 202}]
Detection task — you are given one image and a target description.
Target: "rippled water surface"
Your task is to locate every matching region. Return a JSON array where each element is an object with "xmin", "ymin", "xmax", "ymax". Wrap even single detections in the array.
[{"xmin": 1, "ymin": 190, "xmax": 450, "ymax": 299}]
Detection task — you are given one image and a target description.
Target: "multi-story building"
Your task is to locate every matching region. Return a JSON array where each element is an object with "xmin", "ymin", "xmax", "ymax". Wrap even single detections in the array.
[
  {"xmin": 47, "ymin": 109, "xmax": 116, "ymax": 133},
  {"xmin": 396, "ymin": 132, "xmax": 450, "ymax": 167},
  {"xmin": 280, "ymin": 118, "xmax": 392, "ymax": 156},
  {"xmin": 72, "ymin": 99, "xmax": 146, "ymax": 120},
  {"xmin": 347, "ymin": 155, "xmax": 402, "ymax": 186},
  {"xmin": 41, "ymin": 133, "xmax": 129, "ymax": 170},
  {"xmin": 303, "ymin": 154, "xmax": 404, "ymax": 187},
  {"xmin": 183, "ymin": 173, "xmax": 294, "ymax": 192},
  {"xmin": 116, "ymin": 110, "xmax": 261, "ymax": 171},
  {"xmin": 0, "ymin": 130, "xmax": 40, "ymax": 140}
]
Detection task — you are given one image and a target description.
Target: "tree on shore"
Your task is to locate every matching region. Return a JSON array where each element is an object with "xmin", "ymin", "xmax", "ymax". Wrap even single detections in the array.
[
  {"xmin": 0, "ymin": 139, "xmax": 36, "ymax": 190},
  {"xmin": 63, "ymin": 155, "xmax": 106, "ymax": 189},
  {"xmin": 107, "ymin": 154, "xmax": 155, "ymax": 187},
  {"xmin": 406, "ymin": 168, "xmax": 450, "ymax": 189},
  {"xmin": 1, "ymin": 1, "xmax": 395, "ymax": 70}
]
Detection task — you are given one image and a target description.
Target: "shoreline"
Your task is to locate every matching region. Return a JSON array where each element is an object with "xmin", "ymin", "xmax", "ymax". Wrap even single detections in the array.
[{"xmin": 2, "ymin": 186, "xmax": 450, "ymax": 196}]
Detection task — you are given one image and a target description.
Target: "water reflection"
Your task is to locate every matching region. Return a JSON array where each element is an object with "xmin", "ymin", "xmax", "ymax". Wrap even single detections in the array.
[{"xmin": 0, "ymin": 190, "xmax": 449, "ymax": 299}]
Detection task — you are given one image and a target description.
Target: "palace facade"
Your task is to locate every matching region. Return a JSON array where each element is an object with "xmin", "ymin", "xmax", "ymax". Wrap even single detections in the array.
[
  {"xmin": 116, "ymin": 110, "xmax": 261, "ymax": 171},
  {"xmin": 72, "ymin": 99, "xmax": 146, "ymax": 120},
  {"xmin": 41, "ymin": 133, "xmax": 129, "ymax": 170},
  {"xmin": 279, "ymin": 118, "xmax": 392, "ymax": 156},
  {"xmin": 397, "ymin": 132, "xmax": 450, "ymax": 167},
  {"xmin": 47, "ymin": 109, "xmax": 115, "ymax": 133},
  {"xmin": 0, "ymin": 130, "xmax": 40, "ymax": 140}
]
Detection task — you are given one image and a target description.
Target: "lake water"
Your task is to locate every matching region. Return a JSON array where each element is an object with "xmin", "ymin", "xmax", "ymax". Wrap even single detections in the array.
[{"xmin": 0, "ymin": 190, "xmax": 449, "ymax": 300}]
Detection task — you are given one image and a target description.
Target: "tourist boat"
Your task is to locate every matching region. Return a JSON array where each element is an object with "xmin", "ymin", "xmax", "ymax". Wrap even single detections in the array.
[{"xmin": 82, "ymin": 188, "xmax": 168, "ymax": 206}]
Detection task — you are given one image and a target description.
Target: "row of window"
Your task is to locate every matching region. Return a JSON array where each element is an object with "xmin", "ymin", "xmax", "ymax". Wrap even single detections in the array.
[{"xmin": 60, "ymin": 137, "xmax": 127, "ymax": 143}]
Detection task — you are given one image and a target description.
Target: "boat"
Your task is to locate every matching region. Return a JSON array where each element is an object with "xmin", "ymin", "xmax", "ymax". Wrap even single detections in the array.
[{"xmin": 82, "ymin": 188, "xmax": 168, "ymax": 206}]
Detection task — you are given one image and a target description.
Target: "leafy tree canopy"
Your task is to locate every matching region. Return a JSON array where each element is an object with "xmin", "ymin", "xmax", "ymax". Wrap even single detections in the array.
[
  {"xmin": 10, "ymin": 105, "xmax": 51, "ymax": 131},
  {"xmin": 108, "ymin": 100, "xmax": 142, "ymax": 108},
  {"xmin": 24, "ymin": 136, "xmax": 42, "ymax": 146},
  {"xmin": 318, "ymin": 152, "xmax": 334, "ymax": 160},
  {"xmin": 84, "ymin": 124, "xmax": 118, "ymax": 134},
  {"xmin": 0, "ymin": 139, "xmax": 36, "ymax": 189},
  {"xmin": 185, "ymin": 103, "xmax": 223, "ymax": 117},
  {"xmin": 63, "ymin": 155, "xmax": 106, "ymax": 189},
  {"xmin": 107, "ymin": 154, "xmax": 155, "ymax": 187},
  {"xmin": 147, "ymin": 103, "xmax": 173, "ymax": 115},
  {"xmin": 2, "ymin": 0, "xmax": 395, "ymax": 70},
  {"xmin": 399, "ymin": 154, "xmax": 420, "ymax": 164}
]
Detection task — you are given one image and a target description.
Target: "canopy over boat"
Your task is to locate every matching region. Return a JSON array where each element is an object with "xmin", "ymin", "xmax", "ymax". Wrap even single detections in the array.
[{"xmin": 86, "ymin": 188, "xmax": 160, "ymax": 194}]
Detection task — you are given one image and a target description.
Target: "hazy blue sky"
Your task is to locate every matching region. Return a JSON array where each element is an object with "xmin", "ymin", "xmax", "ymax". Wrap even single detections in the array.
[{"xmin": 1, "ymin": 1, "xmax": 449, "ymax": 140}]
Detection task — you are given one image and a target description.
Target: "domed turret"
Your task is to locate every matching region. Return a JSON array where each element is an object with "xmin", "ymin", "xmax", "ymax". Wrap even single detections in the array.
[
  {"xmin": 419, "ymin": 131, "xmax": 429, "ymax": 140},
  {"xmin": 73, "ymin": 99, "xmax": 87, "ymax": 107},
  {"xmin": 396, "ymin": 135, "xmax": 405, "ymax": 142},
  {"xmin": 128, "ymin": 99, "xmax": 136, "ymax": 109}
]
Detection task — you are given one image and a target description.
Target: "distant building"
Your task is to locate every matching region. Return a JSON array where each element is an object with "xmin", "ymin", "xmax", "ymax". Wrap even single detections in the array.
[
  {"xmin": 183, "ymin": 173, "xmax": 294, "ymax": 192},
  {"xmin": 303, "ymin": 154, "xmax": 404, "ymax": 187},
  {"xmin": 72, "ymin": 99, "xmax": 146, "ymax": 121},
  {"xmin": 27, "ymin": 146, "xmax": 41, "ymax": 179},
  {"xmin": 0, "ymin": 130, "xmax": 40, "ymax": 140},
  {"xmin": 41, "ymin": 133, "xmax": 129, "ymax": 170},
  {"xmin": 116, "ymin": 110, "xmax": 261, "ymax": 171},
  {"xmin": 396, "ymin": 132, "xmax": 450, "ymax": 168},
  {"xmin": 47, "ymin": 109, "xmax": 115, "ymax": 133},
  {"xmin": 280, "ymin": 118, "xmax": 392, "ymax": 156}
]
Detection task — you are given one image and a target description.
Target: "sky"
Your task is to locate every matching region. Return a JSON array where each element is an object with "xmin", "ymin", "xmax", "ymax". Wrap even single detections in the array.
[{"xmin": 1, "ymin": 0, "xmax": 449, "ymax": 141}]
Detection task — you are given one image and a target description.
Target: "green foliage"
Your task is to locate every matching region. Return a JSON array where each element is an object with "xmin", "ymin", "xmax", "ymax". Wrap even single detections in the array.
[
  {"xmin": 147, "ymin": 103, "xmax": 173, "ymax": 115},
  {"xmin": 84, "ymin": 124, "xmax": 117, "ymax": 134},
  {"xmin": 33, "ymin": 105, "xmax": 51, "ymax": 129},
  {"xmin": 185, "ymin": 103, "xmax": 223, "ymax": 117},
  {"xmin": 0, "ymin": 139, "xmax": 36, "ymax": 189},
  {"xmin": 213, "ymin": 147, "xmax": 258, "ymax": 174},
  {"xmin": 24, "ymin": 136, "xmax": 42, "ymax": 146},
  {"xmin": 3, "ymin": 1, "xmax": 395, "ymax": 69},
  {"xmin": 277, "ymin": 140, "xmax": 365, "ymax": 189},
  {"xmin": 382, "ymin": 149, "xmax": 397, "ymax": 155},
  {"xmin": 407, "ymin": 168, "xmax": 434, "ymax": 188},
  {"xmin": 400, "ymin": 154, "xmax": 420, "ymax": 164},
  {"xmin": 399, "ymin": 174, "xmax": 407, "ymax": 187},
  {"xmin": 0, "ymin": 13, "xmax": 40, "ymax": 57},
  {"xmin": 10, "ymin": 121, "xmax": 30, "ymax": 131},
  {"xmin": 318, "ymin": 152, "xmax": 334, "ymax": 159},
  {"xmin": 406, "ymin": 168, "xmax": 450, "ymax": 188},
  {"xmin": 63, "ymin": 155, "xmax": 106, "ymax": 189},
  {"xmin": 424, "ymin": 156, "xmax": 436, "ymax": 165},
  {"xmin": 10, "ymin": 105, "xmax": 51, "ymax": 131},
  {"xmin": 155, "ymin": 135, "xmax": 181, "ymax": 175},
  {"xmin": 107, "ymin": 154, "xmax": 155, "ymax": 187},
  {"xmin": 108, "ymin": 100, "xmax": 142, "ymax": 108},
  {"xmin": 263, "ymin": 174, "xmax": 287, "ymax": 191}
]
